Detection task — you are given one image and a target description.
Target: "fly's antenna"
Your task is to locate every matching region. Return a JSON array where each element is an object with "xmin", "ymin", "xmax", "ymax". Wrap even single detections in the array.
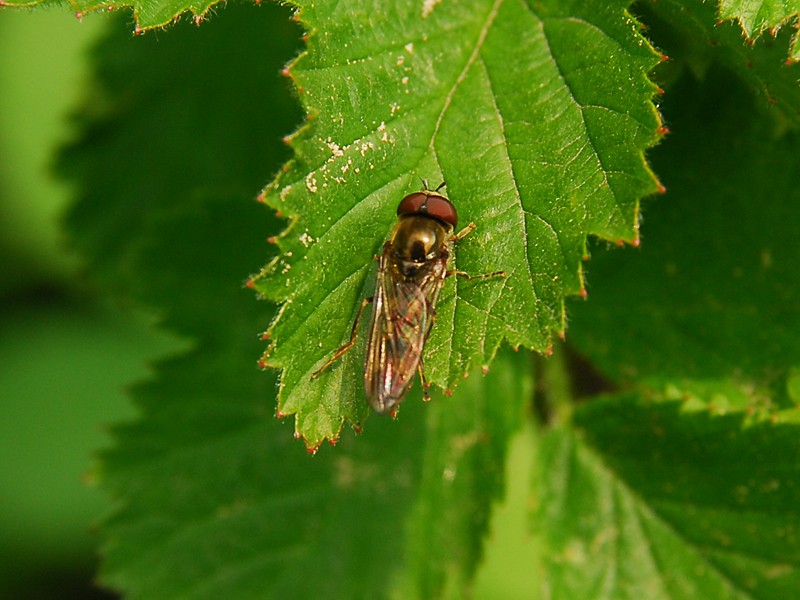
[{"xmin": 435, "ymin": 181, "xmax": 446, "ymax": 192}]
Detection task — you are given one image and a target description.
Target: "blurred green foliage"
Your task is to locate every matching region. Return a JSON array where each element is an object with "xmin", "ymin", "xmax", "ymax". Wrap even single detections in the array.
[{"xmin": 0, "ymin": 11, "xmax": 182, "ymax": 598}]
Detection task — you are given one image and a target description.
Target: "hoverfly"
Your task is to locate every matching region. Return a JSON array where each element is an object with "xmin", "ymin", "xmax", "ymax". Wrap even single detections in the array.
[{"xmin": 312, "ymin": 182, "xmax": 503, "ymax": 415}]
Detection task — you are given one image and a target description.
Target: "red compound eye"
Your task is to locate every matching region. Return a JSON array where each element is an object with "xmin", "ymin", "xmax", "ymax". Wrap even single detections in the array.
[{"xmin": 396, "ymin": 192, "xmax": 458, "ymax": 227}]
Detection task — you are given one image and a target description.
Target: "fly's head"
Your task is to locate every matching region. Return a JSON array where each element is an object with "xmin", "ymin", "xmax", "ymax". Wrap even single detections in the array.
[{"xmin": 391, "ymin": 190, "xmax": 458, "ymax": 277}]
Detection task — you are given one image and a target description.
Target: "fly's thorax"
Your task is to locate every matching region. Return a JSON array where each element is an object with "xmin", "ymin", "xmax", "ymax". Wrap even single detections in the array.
[{"xmin": 389, "ymin": 215, "xmax": 453, "ymax": 278}]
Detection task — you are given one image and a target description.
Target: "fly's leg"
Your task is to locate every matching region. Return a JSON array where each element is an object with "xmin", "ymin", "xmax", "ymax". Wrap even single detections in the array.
[
  {"xmin": 447, "ymin": 269, "xmax": 506, "ymax": 280},
  {"xmin": 453, "ymin": 222, "xmax": 477, "ymax": 242},
  {"xmin": 418, "ymin": 358, "xmax": 432, "ymax": 402},
  {"xmin": 449, "ymin": 222, "xmax": 506, "ymax": 280},
  {"xmin": 311, "ymin": 297, "xmax": 373, "ymax": 378}
]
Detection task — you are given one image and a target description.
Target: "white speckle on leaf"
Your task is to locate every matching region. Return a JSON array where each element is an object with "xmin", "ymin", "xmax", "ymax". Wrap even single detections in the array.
[
  {"xmin": 390, "ymin": 102, "xmax": 400, "ymax": 115},
  {"xmin": 377, "ymin": 121, "xmax": 386, "ymax": 131},
  {"xmin": 305, "ymin": 173, "xmax": 318, "ymax": 193},
  {"xmin": 422, "ymin": 0, "xmax": 441, "ymax": 18},
  {"xmin": 299, "ymin": 232, "xmax": 316, "ymax": 248},
  {"xmin": 396, "ymin": 54, "xmax": 405, "ymax": 66},
  {"xmin": 358, "ymin": 141, "xmax": 374, "ymax": 156},
  {"xmin": 326, "ymin": 139, "xmax": 344, "ymax": 157},
  {"xmin": 404, "ymin": 42, "xmax": 414, "ymax": 54}
]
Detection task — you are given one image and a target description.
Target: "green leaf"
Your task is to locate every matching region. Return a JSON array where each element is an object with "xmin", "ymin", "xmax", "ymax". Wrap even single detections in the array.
[
  {"xmin": 1, "ymin": 0, "xmax": 233, "ymax": 32},
  {"xmin": 57, "ymin": 4, "xmax": 300, "ymax": 305},
  {"xmin": 536, "ymin": 395, "xmax": 800, "ymax": 600},
  {"xmin": 718, "ymin": 0, "xmax": 800, "ymax": 60},
  {"xmin": 255, "ymin": 0, "xmax": 665, "ymax": 446},
  {"xmin": 568, "ymin": 62, "xmax": 800, "ymax": 413},
  {"xmin": 641, "ymin": 0, "xmax": 800, "ymax": 121},
  {"xmin": 537, "ymin": 34, "xmax": 800, "ymax": 598}
]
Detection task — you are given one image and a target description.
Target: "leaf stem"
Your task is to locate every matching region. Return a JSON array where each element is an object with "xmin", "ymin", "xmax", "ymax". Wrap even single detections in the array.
[{"xmin": 534, "ymin": 343, "xmax": 574, "ymax": 427}]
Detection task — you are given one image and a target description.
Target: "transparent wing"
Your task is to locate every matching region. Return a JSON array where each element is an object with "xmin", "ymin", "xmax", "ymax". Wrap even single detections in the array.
[{"xmin": 364, "ymin": 247, "xmax": 446, "ymax": 413}]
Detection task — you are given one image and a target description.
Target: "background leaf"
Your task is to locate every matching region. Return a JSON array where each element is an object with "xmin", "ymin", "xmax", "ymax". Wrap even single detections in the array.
[
  {"xmin": 255, "ymin": 0, "xmax": 665, "ymax": 446},
  {"xmin": 1, "ymin": 0, "xmax": 235, "ymax": 33},
  {"xmin": 537, "ymin": 397, "xmax": 800, "ymax": 600},
  {"xmin": 568, "ymin": 60, "xmax": 800, "ymax": 413},
  {"xmin": 717, "ymin": 0, "xmax": 800, "ymax": 61},
  {"xmin": 640, "ymin": 0, "xmax": 800, "ymax": 121},
  {"xmin": 532, "ymin": 21, "xmax": 800, "ymax": 597}
]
